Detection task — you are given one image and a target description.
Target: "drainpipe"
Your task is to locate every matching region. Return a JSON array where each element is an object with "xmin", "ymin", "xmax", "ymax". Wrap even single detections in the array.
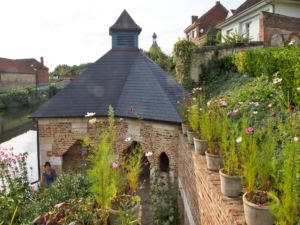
[{"xmin": 32, "ymin": 118, "xmax": 40, "ymax": 184}]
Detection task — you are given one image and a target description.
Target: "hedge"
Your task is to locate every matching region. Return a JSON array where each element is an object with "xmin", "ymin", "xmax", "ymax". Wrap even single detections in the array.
[{"xmin": 231, "ymin": 46, "xmax": 300, "ymax": 106}]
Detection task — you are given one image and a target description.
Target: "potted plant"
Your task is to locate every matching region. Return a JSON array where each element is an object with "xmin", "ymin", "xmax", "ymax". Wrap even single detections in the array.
[
  {"xmin": 193, "ymin": 94, "xmax": 208, "ymax": 155},
  {"xmin": 179, "ymin": 98, "xmax": 190, "ymax": 136},
  {"xmin": 219, "ymin": 123, "xmax": 242, "ymax": 197},
  {"xmin": 188, "ymin": 103, "xmax": 199, "ymax": 146},
  {"xmin": 205, "ymin": 105, "xmax": 224, "ymax": 171},
  {"xmin": 270, "ymin": 121, "xmax": 299, "ymax": 225},
  {"xmin": 242, "ymin": 119, "xmax": 279, "ymax": 225}
]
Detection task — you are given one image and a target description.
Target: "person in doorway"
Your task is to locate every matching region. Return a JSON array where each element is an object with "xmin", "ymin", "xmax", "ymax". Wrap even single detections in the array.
[{"xmin": 41, "ymin": 161, "xmax": 56, "ymax": 188}]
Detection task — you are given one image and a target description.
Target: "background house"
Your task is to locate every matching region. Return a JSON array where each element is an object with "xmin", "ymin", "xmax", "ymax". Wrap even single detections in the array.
[
  {"xmin": 184, "ymin": 1, "xmax": 228, "ymax": 46},
  {"xmin": 0, "ymin": 57, "xmax": 49, "ymax": 90},
  {"xmin": 218, "ymin": 0, "xmax": 300, "ymax": 46}
]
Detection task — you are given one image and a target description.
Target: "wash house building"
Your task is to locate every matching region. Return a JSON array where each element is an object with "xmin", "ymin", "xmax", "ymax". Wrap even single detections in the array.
[{"xmin": 31, "ymin": 10, "xmax": 183, "ymax": 179}]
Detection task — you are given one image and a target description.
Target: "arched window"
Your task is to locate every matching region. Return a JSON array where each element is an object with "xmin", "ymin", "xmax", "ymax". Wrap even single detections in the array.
[{"xmin": 159, "ymin": 152, "xmax": 169, "ymax": 173}]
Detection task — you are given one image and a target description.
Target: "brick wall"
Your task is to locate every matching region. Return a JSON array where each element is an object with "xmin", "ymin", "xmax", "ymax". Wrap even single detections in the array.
[
  {"xmin": 38, "ymin": 117, "xmax": 180, "ymax": 177},
  {"xmin": 178, "ymin": 134, "xmax": 245, "ymax": 225},
  {"xmin": 36, "ymin": 69, "xmax": 49, "ymax": 84},
  {"xmin": 260, "ymin": 12, "xmax": 300, "ymax": 47}
]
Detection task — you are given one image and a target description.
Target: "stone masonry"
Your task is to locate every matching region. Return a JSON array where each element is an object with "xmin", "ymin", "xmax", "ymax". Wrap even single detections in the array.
[{"xmin": 38, "ymin": 117, "xmax": 180, "ymax": 177}]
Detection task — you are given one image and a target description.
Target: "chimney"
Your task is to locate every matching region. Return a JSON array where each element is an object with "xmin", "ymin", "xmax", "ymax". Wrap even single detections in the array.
[
  {"xmin": 216, "ymin": 1, "xmax": 220, "ymax": 5},
  {"xmin": 191, "ymin": 16, "xmax": 198, "ymax": 23},
  {"xmin": 40, "ymin": 57, "xmax": 44, "ymax": 65}
]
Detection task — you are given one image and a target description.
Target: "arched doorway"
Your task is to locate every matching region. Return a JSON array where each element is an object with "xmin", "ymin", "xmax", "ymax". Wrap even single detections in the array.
[
  {"xmin": 62, "ymin": 140, "xmax": 88, "ymax": 172},
  {"xmin": 159, "ymin": 152, "xmax": 170, "ymax": 173}
]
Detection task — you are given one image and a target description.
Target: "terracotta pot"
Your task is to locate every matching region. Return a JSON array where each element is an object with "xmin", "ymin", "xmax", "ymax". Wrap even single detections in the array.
[
  {"xmin": 193, "ymin": 138, "xmax": 207, "ymax": 155},
  {"xmin": 181, "ymin": 123, "xmax": 189, "ymax": 136},
  {"xmin": 186, "ymin": 131, "xmax": 194, "ymax": 145},
  {"xmin": 243, "ymin": 192, "xmax": 278, "ymax": 225},
  {"xmin": 109, "ymin": 203, "xmax": 141, "ymax": 225},
  {"xmin": 205, "ymin": 151, "xmax": 222, "ymax": 171},
  {"xmin": 219, "ymin": 168, "xmax": 242, "ymax": 197}
]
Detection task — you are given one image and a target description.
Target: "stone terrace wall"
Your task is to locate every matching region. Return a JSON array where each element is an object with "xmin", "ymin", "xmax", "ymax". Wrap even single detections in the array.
[
  {"xmin": 38, "ymin": 117, "xmax": 180, "ymax": 177},
  {"xmin": 260, "ymin": 12, "xmax": 300, "ymax": 47},
  {"xmin": 178, "ymin": 134, "xmax": 245, "ymax": 225},
  {"xmin": 190, "ymin": 42, "xmax": 264, "ymax": 82}
]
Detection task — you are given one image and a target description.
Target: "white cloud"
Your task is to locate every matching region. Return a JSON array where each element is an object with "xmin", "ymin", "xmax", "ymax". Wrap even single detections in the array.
[{"xmin": 0, "ymin": 0, "xmax": 243, "ymax": 70}]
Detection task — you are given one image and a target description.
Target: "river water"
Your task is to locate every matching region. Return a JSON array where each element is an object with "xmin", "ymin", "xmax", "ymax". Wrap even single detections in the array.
[{"xmin": 0, "ymin": 107, "xmax": 39, "ymax": 183}]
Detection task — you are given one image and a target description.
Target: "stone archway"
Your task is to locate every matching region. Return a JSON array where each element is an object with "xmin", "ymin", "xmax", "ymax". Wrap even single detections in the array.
[{"xmin": 62, "ymin": 140, "xmax": 88, "ymax": 172}]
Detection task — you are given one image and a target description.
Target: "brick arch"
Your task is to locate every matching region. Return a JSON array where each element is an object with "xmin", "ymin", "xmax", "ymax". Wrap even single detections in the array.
[
  {"xmin": 159, "ymin": 152, "xmax": 170, "ymax": 173},
  {"xmin": 62, "ymin": 140, "xmax": 88, "ymax": 172}
]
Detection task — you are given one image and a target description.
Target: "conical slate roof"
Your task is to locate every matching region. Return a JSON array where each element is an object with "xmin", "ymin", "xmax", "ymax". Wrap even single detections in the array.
[
  {"xmin": 109, "ymin": 9, "xmax": 142, "ymax": 34},
  {"xmin": 31, "ymin": 49, "xmax": 183, "ymax": 123}
]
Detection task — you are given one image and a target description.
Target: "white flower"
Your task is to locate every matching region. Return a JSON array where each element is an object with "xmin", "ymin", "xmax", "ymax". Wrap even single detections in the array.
[
  {"xmin": 253, "ymin": 111, "xmax": 258, "ymax": 115},
  {"xmin": 119, "ymin": 118, "xmax": 124, "ymax": 121},
  {"xmin": 145, "ymin": 151, "xmax": 153, "ymax": 157},
  {"xmin": 207, "ymin": 101, "xmax": 211, "ymax": 107},
  {"xmin": 288, "ymin": 40, "xmax": 296, "ymax": 45},
  {"xmin": 273, "ymin": 77, "xmax": 282, "ymax": 84},
  {"xmin": 297, "ymin": 87, "xmax": 300, "ymax": 91},
  {"xmin": 88, "ymin": 118, "xmax": 97, "ymax": 125},
  {"xmin": 233, "ymin": 109, "xmax": 239, "ymax": 113},
  {"xmin": 85, "ymin": 112, "xmax": 96, "ymax": 117},
  {"xmin": 236, "ymin": 137, "xmax": 243, "ymax": 144},
  {"xmin": 125, "ymin": 137, "xmax": 132, "ymax": 142},
  {"xmin": 238, "ymin": 101, "xmax": 244, "ymax": 105},
  {"xmin": 293, "ymin": 136, "xmax": 299, "ymax": 142},
  {"xmin": 193, "ymin": 97, "xmax": 196, "ymax": 101},
  {"xmin": 254, "ymin": 102, "xmax": 259, "ymax": 107},
  {"xmin": 267, "ymin": 103, "xmax": 273, "ymax": 108}
]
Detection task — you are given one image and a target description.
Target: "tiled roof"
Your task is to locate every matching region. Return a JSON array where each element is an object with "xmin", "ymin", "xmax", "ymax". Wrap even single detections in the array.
[
  {"xmin": 109, "ymin": 9, "xmax": 142, "ymax": 34},
  {"xmin": 0, "ymin": 58, "xmax": 48, "ymax": 74},
  {"xmin": 234, "ymin": 0, "xmax": 263, "ymax": 15},
  {"xmin": 31, "ymin": 49, "xmax": 183, "ymax": 123},
  {"xmin": 185, "ymin": 2, "xmax": 228, "ymax": 34}
]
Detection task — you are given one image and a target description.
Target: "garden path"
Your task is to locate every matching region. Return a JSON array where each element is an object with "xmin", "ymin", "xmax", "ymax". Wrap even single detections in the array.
[{"xmin": 137, "ymin": 178, "xmax": 153, "ymax": 225}]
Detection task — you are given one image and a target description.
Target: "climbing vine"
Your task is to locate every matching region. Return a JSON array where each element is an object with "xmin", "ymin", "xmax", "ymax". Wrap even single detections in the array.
[{"xmin": 173, "ymin": 39, "xmax": 197, "ymax": 88}]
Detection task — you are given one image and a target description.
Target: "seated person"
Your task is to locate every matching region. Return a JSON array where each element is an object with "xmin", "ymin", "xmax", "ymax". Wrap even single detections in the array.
[{"xmin": 41, "ymin": 161, "xmax": 56, "ymax": 188}]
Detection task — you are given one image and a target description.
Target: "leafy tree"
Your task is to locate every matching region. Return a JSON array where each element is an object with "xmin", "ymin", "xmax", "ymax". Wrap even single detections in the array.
[{"xmin": 50, "ymin": 63, "xmax": 92, "ymax": 79}]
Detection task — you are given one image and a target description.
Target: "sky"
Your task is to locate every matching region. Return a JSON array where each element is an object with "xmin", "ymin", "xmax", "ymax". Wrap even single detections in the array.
[{"xmin": 0, "ymin": 0, "xmax": 244, "ymax": 71}]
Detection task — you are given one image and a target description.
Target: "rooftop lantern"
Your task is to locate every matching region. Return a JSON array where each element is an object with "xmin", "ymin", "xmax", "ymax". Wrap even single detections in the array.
[{"xmin": 109, "ymin": 10, "xmax": 142, "ymax": 48}]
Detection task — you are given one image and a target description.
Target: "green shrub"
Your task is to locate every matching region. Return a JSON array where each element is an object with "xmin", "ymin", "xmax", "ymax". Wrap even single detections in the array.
[
  {"xmin": 19, "ymin": 172, "xmax": 90, "ymax": 223},
  {"xmin": 173, "ymin": 39, "xmax": 197, "ymax": 88},
  {"xmin": 233, "ymin": 46, "xmax": 300, "ymax": 106}
]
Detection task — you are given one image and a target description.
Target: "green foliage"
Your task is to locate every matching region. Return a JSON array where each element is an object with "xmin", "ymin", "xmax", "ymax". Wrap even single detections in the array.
[
  {"xmin": 188, "ymin": 103, "xmax": 200, "ymax": 133},
  {"xmin": 146, "ymin": 46, "xmax": 175, "ymax": 75},
  {"xmin": 120, "ymin": 145, "xmax": 143, "ymax": 194},
  {"xmin": 233, "ymin": 46, "xmax": 300, "ymax": 106},
  {"xmin": 0, "ymin": 86, "xmax": 58, "ymax": 109},
  {"xmin": 50, "ymin": 63, "xmax": 92, "ymax": 79},
  {"xmin": 271, "ymin": 118, "xmax": 300, "ymax": 225},
  {"xmin": 150, "ymin": 170, "xmax": 180, "ymax": 225},
  {"xmin": 173, "ymin": 39, "xmax": 197, "ymax": 88},
  {"xmin": 221, "ymin": 121, "xmax": 240, "ymax": 176},
  {"xmin": 19, "ymin": 172, "xmax": 90, "ymax": 223},
  {"xmin": 223, "ymin": 30, "xmax": 251, "ymax": 44}
]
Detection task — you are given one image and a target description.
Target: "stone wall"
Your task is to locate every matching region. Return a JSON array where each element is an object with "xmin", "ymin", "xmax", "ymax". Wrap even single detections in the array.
[
  {"xmin": 0, "ymin": 72, "xmax": 36, "ymax": 90},
  {"xmin": 38, "ymin": 117, "xmax": 180, "ymax": 177},
  {"xmin": 260, "ymin": 12, "xmax": 300, "ymax": 47},
  {"xmin": 178, "ymin": 134, "xmax": 245, "ymax": 225},
  {"xmin": 190, "ymin": 42, "xmax": 264, "ymax": 82}
]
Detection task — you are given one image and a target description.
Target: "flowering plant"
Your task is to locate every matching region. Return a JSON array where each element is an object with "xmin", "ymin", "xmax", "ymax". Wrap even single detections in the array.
[{"xmin": 0, "ymin": 147, "xmax": 32, "ymax": 223}]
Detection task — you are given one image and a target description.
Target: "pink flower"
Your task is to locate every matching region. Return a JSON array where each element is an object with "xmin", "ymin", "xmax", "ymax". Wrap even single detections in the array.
[
  {"xmin": 112, "ymin": 162, "xmax": 120, "ymax": 169},
  {"xmin": 230, "ymin": 109, "xmax": 238, "ymax": 117},
  {"xmin": 220, "ymin": 100, "xmax": 227, "ymax": 108},
  {"xmin": 246, "ymin": 127, "xmax": 254, "ymax": 134}
]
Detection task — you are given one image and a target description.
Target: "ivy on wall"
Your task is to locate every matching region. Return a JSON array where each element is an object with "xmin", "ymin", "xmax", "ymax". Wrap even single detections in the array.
[{"xmin": 173, "ymin": 39, "xmax": 197, "ymax": 89}]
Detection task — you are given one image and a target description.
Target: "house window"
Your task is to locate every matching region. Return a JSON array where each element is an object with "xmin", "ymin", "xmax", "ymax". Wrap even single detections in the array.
[
  {"xmin": 226, "ymin": 29, "xmax": 233, "ymax": 36},
  {"xmin": 245, "ymin": 22, "xmax": 251, "ymax": 38}
]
